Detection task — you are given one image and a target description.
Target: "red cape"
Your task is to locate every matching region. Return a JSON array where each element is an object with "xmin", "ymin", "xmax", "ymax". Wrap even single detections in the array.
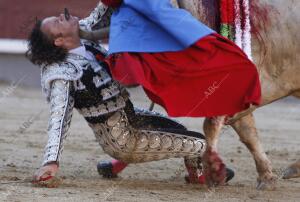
[{"xmin": 106, "ymin": 34, "xmax": 261, "ymax": 117}]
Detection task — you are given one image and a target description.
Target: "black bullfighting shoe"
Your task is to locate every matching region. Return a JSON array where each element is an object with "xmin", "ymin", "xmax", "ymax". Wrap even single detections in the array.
[{"xmin": 97, "ymin": 160, "xmax": 128, "ymax": 178}]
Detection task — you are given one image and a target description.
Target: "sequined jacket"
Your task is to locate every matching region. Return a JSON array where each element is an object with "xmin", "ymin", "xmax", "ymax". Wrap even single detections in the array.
[
  {"xmin": 40, "ymin": 2, "xmax": 206, "ymax": 166},
  {"xmin": 40, "ymin": 41, "xmax": 202, "ymax": 166},
  {"xmin": 40, "ymin": 2, "xmax": 115, "ymax": 166}
]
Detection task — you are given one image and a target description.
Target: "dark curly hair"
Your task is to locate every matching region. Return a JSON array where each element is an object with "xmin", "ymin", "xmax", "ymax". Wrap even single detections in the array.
[{"xmin": 26, "ymin": 19, "xmax": 68, "ymax": 67}]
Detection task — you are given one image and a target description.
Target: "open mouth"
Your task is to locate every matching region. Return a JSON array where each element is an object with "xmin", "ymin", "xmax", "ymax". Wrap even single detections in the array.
[{"xmin": 64, "ymin": 8, "xmax": 70, "ymax": 21}]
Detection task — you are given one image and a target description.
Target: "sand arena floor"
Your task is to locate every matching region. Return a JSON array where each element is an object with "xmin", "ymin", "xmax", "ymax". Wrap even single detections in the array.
[{"xmin": 0, "ymin": 84, "xmax": 299, "ymax": 202}]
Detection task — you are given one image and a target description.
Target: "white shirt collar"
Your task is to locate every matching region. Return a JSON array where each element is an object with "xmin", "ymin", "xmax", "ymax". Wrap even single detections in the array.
[{"xmin": 69, "ymin": 45, "xmax": 95, "ymax": 61}]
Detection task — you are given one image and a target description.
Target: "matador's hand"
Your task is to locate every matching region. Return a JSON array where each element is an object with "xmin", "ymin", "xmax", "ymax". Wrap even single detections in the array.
[{"xmin": 33, "ymin": 162, "xmax": 59, "ymax": 183}]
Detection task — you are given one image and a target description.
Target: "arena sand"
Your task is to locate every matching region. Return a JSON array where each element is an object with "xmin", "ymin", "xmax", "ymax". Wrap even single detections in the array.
[{"xmin": 0, "ymin": 84, "xmax": 299, "ymax": 202}]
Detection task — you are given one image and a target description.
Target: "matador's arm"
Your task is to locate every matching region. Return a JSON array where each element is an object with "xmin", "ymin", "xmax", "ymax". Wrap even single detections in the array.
[
  {"xmin": 42, "ymin": 80, "xmax": 74, "ymax": 166},
  {"xmin": 79, "ymin": 2, "xmax": 113, "ymax": 40}
]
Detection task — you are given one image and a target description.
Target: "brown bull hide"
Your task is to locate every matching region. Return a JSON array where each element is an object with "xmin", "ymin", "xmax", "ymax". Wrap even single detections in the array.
[
  {"xmin": 179, "ymin": 0, "xmax": 300, "ymax": 102},
  {"xmin": 178, "ymin": 0, "xmax": 300, "ymax": 188}
]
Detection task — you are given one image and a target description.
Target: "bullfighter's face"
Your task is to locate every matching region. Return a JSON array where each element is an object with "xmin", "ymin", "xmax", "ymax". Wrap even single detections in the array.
[{"xmin": 41, "ymin": 14, "xmax": 80, "ymax": 48}]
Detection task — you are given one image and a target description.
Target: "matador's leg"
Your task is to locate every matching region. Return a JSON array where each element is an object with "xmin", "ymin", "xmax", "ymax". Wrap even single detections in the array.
[
  {"xmin": 96, "ymin": 108, "xmax": 190, "ymax": 178},
  {"xmin": 91, "ymin": 110, "xmax": 206, "ymax": 179},
  {"xmin": 96, "ymin": 108, "xmax": 196, "ymax": 178},
  {"xmin": 93, "ymin": 110, "xmax": 206, "ymax": 163}
]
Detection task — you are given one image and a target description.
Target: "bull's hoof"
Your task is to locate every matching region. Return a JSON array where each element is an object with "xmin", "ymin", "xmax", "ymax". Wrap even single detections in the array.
[
  {"xmin": 256, "ymin": 175, "xmax": 277, "ymax": 190},
  {"xmin": 203, "ymin": 149, "xmax": 227, "ymax": 187},
  {"xmin": 97, "ymin": 161, "xmax": 118, "ymax": 179},
  {"xmin": 185, "ymin": 167, "xmax": 235, "ymax": 184},
  {"xmin": 282, "ymin": 167, "xmax": 300, "ymax": 179},
  {"xmin": 225, "ymin": 167, "xmax": 235, "ymax": 182}
]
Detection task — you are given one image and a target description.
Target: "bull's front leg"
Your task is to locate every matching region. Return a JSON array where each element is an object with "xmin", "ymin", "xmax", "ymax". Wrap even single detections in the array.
[
  {"xmin": 203, "ymin": 116, "xmax": 227, "ymax": 187},
  {"xmin": 231, "ymin": 113, "xmax": 277, "ymax": 190},
  {"xmin": 283, "ymin": 160, "xmax": 300, "ymax": 179}
]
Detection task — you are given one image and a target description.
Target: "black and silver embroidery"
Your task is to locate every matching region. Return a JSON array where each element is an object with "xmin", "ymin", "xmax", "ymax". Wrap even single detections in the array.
[
  {"xmin": 79, "ymin": 2, "xmax": 114, "ymax": 32},
  {"xmin": 40, "ymin": 5, "xmax": 206, "ymax": 166}
]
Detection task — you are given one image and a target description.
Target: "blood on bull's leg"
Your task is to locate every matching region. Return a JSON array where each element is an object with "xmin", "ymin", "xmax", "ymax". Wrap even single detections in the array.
[{"xmin": 203, "ymin": 116, "xmax": 227, "ymax": 187}]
